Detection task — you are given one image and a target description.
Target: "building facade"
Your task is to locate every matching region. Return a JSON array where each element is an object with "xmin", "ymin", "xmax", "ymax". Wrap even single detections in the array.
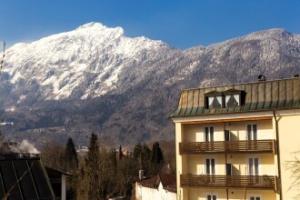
[{"xmin": 171, "ymin": 77, "xmax": 300, "ymax": 200}]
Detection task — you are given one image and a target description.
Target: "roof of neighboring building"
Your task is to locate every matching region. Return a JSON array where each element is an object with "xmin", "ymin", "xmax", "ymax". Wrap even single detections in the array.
[
  {"xmin": 171, "ymin": 77, "xmax": 300, "ymax": 118},
  {"xmin": 137, "ymin": 173, "xmax": 176, "ymax": 193},
  {"xmin": 0, "ymin": 154, "xmax": 55, "ymax": 200},
  {"xmin": 45, "ymin": 167, "xmax": 72, "ymax": 177}
]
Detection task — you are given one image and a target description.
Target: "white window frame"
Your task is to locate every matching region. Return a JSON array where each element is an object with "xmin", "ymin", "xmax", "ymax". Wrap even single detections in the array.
[
  {"xmin": 208, "ymin": 96, "xmax": 222, "ymax": 108},
  {"xmin": 204, "ymin": 126, "xmax": 214, "ymax": 142},
  {"xmin": 225, "ymin": 94, "xmax": 240, "ymax": 107},
  {"xmin": 247, "ymin": 124, "xmax": 258, "ymax": 140},
  {"xmin": 205, "ymin": 157, "xmax": 216, "ymax": 175},
  {"xmin": 247, "ymin": 156, "xmax": 260, "ymax": 176}
]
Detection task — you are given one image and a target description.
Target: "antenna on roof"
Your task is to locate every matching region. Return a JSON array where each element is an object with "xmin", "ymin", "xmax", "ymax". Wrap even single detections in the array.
[
  {"xmin": 258, "ymin": 74, "xmax": 266, "ymax": 82},
  {"xmin": 0, "ymin": 41, "xmax": 6, "ymax": 73}
]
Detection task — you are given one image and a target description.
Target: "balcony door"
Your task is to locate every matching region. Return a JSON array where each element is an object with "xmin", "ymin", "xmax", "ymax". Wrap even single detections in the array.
[
  {"xmin": 247, "ymin": 124, "xmax": 257, "ymax": 140},
  {"xmin": 249, "ymin": 158, "xmax": 259, "ymax": 184},
  {"xmin": 226, "ymin": 163, "xmax": 232, "ymax": 176},
  {"xmin": 248, "ymin": 158, "xmax": 259, "ymax": 176},
  {"xmin": 205, "ymin": 127, "xmax": 214, "ymax": 151},
  {"xmin": 224, "ymin": 130, "xmax": 230, "ymax": 141},
  {"xmin": 205, "ymin": 127, "xmax": 214, "ymax": 142},
  {"xmin": 205, "ymin": 158, "xmax": 215, "ymax": 175},
  {"xmin": 247, "ymin": 124, "xmax": 257, "ymax": 150}
]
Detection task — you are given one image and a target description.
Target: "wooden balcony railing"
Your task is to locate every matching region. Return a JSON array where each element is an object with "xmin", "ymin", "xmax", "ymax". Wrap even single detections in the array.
[
  {"xmin": 179, "ymin": 140, "xmax": 276, "ymax": 154},
  {"xmin": 180, "ymin": 174, "xmax": 278, "ymax": 191}
]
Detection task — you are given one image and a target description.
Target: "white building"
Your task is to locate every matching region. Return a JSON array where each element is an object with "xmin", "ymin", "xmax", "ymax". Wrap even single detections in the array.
[{"xmin": 134, "ymin": 173, "xmax": 176, "ymax": 200}]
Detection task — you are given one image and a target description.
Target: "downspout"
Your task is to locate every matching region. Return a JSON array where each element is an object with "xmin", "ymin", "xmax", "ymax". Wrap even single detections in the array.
[{"xmin": 273, "ymin": 110, "xmax": 283, "ymax": 200}]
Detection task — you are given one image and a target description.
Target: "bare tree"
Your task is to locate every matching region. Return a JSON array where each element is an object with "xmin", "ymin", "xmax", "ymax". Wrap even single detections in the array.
[{"xmin": 286, "ymin": 157, "xmax": 300, "ymax": 198}]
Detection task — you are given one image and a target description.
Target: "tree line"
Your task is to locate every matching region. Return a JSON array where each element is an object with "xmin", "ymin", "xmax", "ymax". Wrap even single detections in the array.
[{"xmin": 41, "ymin": 133, "xmax": 172, "ymax": 200}]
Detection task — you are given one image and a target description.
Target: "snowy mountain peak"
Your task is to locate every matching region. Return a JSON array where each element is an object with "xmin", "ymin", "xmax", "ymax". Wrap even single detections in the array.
[
  {"xmin": 3, "ymin": 22, "xmax": 169, "ymax": 100},
  {"xmin": 75, "ymin": 22, "xmax": 124, "ymax": 38},
  {"xmin": 243, "ymin": 28, "xmax": 292, "ymax": 40},
  {"xmin": 76, "ymin": 22, "xmax": 109, "ymax": 29},
  {"xmin": 2, "ymin": 24, "xmax": 300, "ymax": 103}
]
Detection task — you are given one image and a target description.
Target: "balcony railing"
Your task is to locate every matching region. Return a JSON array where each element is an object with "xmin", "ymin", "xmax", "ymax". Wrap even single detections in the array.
[
  {"xmin": 180, "ymin": 174, "xmax": 278, "ymax": 191},
  {"xmin": 179, "ymin": 140, "xmax": 276, "ymax": 154}
]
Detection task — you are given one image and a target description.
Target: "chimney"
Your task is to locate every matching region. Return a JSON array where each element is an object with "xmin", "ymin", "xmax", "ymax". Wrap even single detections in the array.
[
  {"xmin": 138, "ymin": 169, "xmax": 144, "ymax": 181},
  {"xmin": 258, "ymin": 74, "xmax": 266, "ymax": 81}
]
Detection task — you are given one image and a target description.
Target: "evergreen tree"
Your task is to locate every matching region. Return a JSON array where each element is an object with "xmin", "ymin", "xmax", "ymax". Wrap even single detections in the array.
[
  {"xmin": 141, "ymin": 144, "xmax": 152, "ymax": 174},
  {"xmin": 85, "ymin": 133, "xmax": 101, "ymax": 200},
  {"xmin": 133, "ymin": 143, "xmax": 142, "ymax": 158},
  {"xmin": 118, "ymin": 145, "xmax": 123, "ymax": 160},
  {"xmin": 64, "ymin": 137, "xmax": 78, "ymax": 171},
  {"xmin": 133, "ymin": 143, "xmax": 143, "ymax": 169},
  {"xmin": 109, "ymin": 148, "xmax": 118, "ymax": 174},
  {"xmin": 151, "ymin": 142, "xmax": 164, "ymax": 174}
]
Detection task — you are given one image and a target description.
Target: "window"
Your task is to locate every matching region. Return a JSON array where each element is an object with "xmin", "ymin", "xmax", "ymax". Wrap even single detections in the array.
[
  {"xmin": 224, "ymin": 130, "xmax": 230, "ymax": 141},
  {"xmin": 207, "ymin": 194, "xmax": 217, "ymax": 200},
  {"xmin": 226, "ymin": 163, "xmax": 232, "ymax": 176},
  {"xmin": 208, "ymin": 96, "xmax": 222, "ymax": 108},
  {"xmin": 249, "ymin": 196, "xmax": 260, "ymax": 200},
  {"xmin": 249, "ymin": 158, "xmax": 259, "ymax": 175},
  {"xmin": 205, "ymin": 127, "xmax": 214, "ymax": 142},
  {"xmin": 225, "ymin": 94, "xmax": 240, "ymax": 107},
  {"xmin": 205, "ymin": 158, "xmax": 215, "ymax": 175},
  {"xmin": 205, "ymin": 90, "xmax": 245, "ymax": 109},
  {"xmin": 247, "ymin": 124, "xmax": 257, "ymax": 140}
]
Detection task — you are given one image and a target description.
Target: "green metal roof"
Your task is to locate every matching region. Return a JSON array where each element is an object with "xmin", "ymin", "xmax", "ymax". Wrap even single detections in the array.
[{"xmin": 171, "ymin": 77, "xmax": 300, "ymax": 118}]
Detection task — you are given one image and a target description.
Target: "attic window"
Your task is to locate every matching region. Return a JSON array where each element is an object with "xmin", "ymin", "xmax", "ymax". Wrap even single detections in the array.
[
  {"xmin": 225, "ymin": 94, "xmax": 240, "ymax": 107},
  {"xmin": 208, "ymin": 95, "xmax": 222, "ymax": 108},
  {"xmin": 205, "ymin": 90, "xmax": 245, "ymax": 109}
]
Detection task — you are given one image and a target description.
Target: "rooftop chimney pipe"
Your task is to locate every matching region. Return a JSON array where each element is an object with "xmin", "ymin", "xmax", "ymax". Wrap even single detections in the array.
[{"xmin": 258, "ymin": 74, "xmax": 266, "ymax": 81}]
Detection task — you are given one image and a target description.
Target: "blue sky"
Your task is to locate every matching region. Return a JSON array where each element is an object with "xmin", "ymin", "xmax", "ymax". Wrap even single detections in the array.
[{"xmin": 0, "ymin": 0, "xmax": 299, "ymax": 49}]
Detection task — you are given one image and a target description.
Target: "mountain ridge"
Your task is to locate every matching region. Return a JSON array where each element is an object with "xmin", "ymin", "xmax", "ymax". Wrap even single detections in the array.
[{"xmin": 1, "ymin": 23, "xmax": 300, "ymax": 146}]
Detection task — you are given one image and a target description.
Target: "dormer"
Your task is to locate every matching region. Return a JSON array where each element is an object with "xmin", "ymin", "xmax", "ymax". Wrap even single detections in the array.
[
  {"xmin": 223, "ymin": 89, "xmax": 245, "ymax": 108},
  {"xmin": 205, "ymin": 91, "xmax": 223, "ymax": 109},
  {"xmin": 205, "ymin": 89, "xmax": 245, "ymax": 109},
  {"xmin": 170, "ymin": 77, "xmax": 300, "ymax": 118}
]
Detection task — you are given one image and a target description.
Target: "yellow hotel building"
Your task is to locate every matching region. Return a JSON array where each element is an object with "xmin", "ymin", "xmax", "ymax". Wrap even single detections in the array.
[{"xmin": 171, "ymin": 77, "xmax": 300, "ymax": 200}]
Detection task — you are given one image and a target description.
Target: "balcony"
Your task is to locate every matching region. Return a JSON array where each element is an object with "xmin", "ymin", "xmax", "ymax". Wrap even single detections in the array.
[
  {"xmin": 179, "ymin": 140, "xmax": 276, "ymax": 154},
  {"xmin": 180, "ymin": 174, "xmax": 278, "ymax": 191}
]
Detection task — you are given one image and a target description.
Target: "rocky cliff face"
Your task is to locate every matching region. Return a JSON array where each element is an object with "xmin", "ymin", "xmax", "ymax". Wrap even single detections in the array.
[{"xmin": 1, "ymin": 23, "xmax": 300, "ymax": 146}]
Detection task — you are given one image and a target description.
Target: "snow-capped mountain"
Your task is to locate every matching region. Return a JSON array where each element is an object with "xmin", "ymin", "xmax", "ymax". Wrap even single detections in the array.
[
  {"xmin": 1, "ymin": 23, "xmax": 300, "ymax": 146},
  {"xmin": 3, "ymin": 22, "xmax": 171, "ymax": 101}
]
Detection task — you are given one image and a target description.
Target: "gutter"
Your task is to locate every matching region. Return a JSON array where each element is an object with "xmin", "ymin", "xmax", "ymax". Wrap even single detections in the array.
[{"xmin": 273, "ymin": 110, "xmax": 283, "ymax": 200}]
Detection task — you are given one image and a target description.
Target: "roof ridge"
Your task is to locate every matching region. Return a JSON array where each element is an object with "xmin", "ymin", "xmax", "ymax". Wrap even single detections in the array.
[{"xmin": 181, "ymin": 77, "xmax": 300, "ymax": 92}]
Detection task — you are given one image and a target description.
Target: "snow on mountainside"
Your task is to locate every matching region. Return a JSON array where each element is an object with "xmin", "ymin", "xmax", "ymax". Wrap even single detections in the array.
[
  {"xmin": 1, "ymin": 23, "xmax": 300, "ymax": 146},
  {"xmin": 3, "ymin": 22, "xmax": 169, "ymax": 100}
]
